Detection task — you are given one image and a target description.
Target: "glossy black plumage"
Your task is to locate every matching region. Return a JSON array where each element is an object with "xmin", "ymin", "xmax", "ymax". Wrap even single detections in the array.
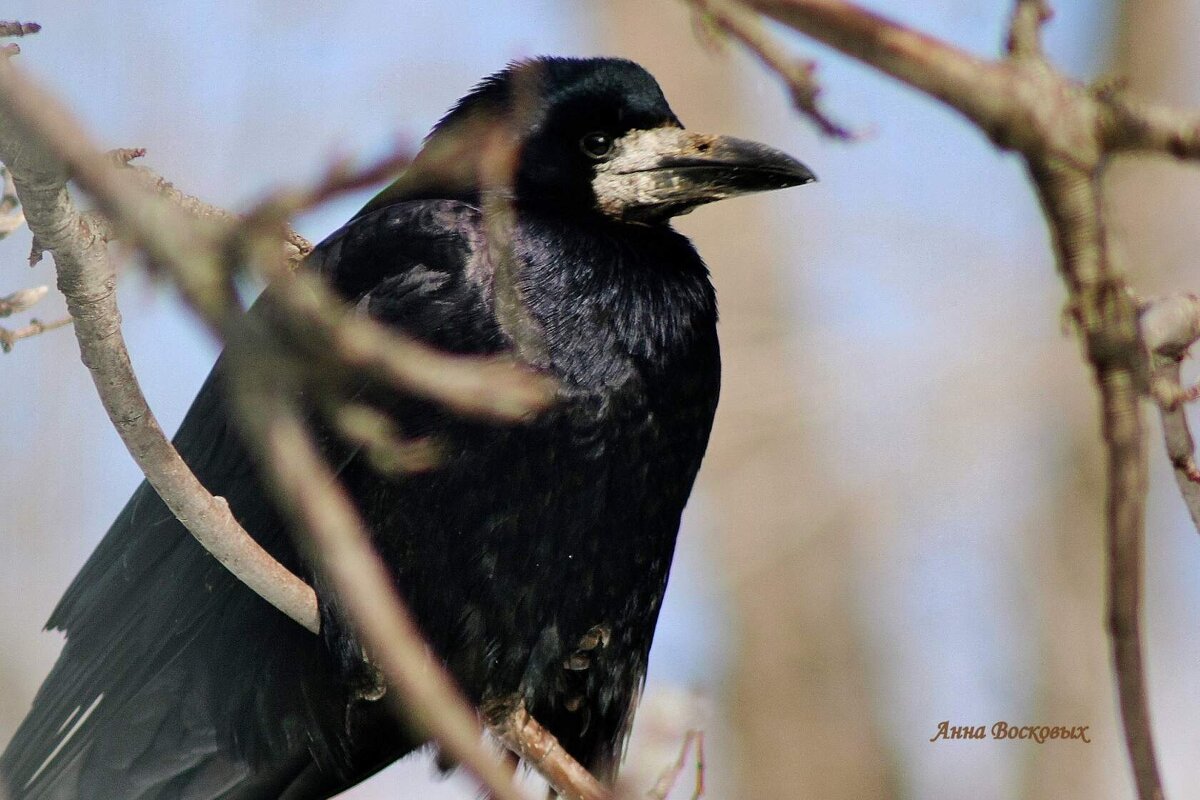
[{"xmin": 2, "ymin": 57, "xmax": 811, "ymax": 799}]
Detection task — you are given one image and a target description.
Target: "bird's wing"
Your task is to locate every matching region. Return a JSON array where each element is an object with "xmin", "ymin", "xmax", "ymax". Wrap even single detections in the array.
[{"xmin": 1, "ymin": 199, "xmax": 502, "ymax": 800}]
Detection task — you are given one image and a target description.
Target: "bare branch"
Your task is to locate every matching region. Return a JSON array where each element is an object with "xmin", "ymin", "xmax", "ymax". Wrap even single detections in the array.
[
  {"xmin": 0, "ymin": 21, "xmax": 40, "ymax": 38},
  {"xmin": 1006, "ymin": 0, "xmax": 1052, "ymax": 60},
  {"xmin": 330, "ymin": 402, "xmax": 443, "ymax": 475},
  {"xmin": 113, "ymin": 153, "xmax": 315, "ymax": 268},
  {"xmin": 689, "ymin": 0, "xmax": 854, "ymax": 139},
  {"xmin": 0, "ymin": 58, "xmax": 322, "ymax": 633},
  {"xmin": 224, "ymin": 358, "xmax": 530, "ymax": 800},
  {"xmin": 0, "ymin": 284, "xmax": 46, "ymax": 316},
  {"xmin": 1155, "ymin": 360, "xmax": 1200, "ymax": 527},
  {"xmin": 0, "ymin": 162, "xmax": 24, "ymax": 237},
  {"xmin": 1102, "ymin": 89, "xmax": 1200, "ymax": 160},
  {"xmin": 0, "ymin": 63, "xmax": 555, "ymax": 422},
  {"xmin": 0, "ymin": 48, "xmax": 575, "ymax": 800},
  {"xmin": 645, "ymin": 730, "xmax": 700, "ymax": 800},
  {"xmin": 243, "ymin": 146, "xmax": 411, "ymax": 227},
  {"xmin": 1143, "ymin": 294, "xmax": 1200, "ymax": 535},
  {"xmin": 485, "ymin": 698, "xmax": 611, "ymax": 800},
  {"xmin": 0, "ymin": 314, "xmax": 70, "ymax": 352},
  {"xmin": 691, "ymin": 733, "xmax": 705, "ymax": 800}
]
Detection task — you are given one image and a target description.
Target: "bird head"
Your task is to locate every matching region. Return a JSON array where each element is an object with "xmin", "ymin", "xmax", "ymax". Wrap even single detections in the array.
[{"xmin": 359, "ymin": 57, "xmax": 815, "ymax": 224}]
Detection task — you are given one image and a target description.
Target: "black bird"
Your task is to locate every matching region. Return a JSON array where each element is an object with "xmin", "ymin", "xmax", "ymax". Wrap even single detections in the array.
[{"xmin": 1, "ymin": 57, "xmax": 813, "ymax": 799}]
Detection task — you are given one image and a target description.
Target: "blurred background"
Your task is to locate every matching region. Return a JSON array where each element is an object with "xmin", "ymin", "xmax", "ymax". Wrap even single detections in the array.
[{"xmin": 2, "ymin": 1, "xmax": 1200, "ymax": 797}]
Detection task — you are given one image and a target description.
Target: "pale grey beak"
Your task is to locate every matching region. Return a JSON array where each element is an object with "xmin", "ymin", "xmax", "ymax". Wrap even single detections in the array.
[{"xmin": 592, "ymin": 127, "xmax": 815, "ymax": 224}]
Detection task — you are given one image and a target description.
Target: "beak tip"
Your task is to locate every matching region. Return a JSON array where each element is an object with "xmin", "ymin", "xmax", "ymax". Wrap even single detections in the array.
[{"xmin": 784, "ymin": 159, "xmax": 817, "ymax": 187}]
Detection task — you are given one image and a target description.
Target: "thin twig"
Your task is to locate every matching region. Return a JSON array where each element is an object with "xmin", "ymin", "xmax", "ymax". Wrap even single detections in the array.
[
  {"xmin": 0, "ymin": 315, "xmax": 70, "ymax": 352},
  {"xmin": 243, "ymin": 146, "xmax": 411, "ymax": 230},
  {"xmin": 1155, "ymin": 360, "xmax": 1200, "ymax": 527},
  {"xmin": 645, "ymin": 730, "xmax": 698, "ymax": 800},
  {"xmin": 113, "ymin": 151, "xmax": 315, "ymax": 268},
  {"xmin": 485, "ymin": 699, "xmax": 611, "ymax": 800},
  {"xmin": 0, "ymin": 21, "xmax": 39, "ymax": 38},
  {"xmin": 1006, "ymin": 0, "xmax": 1052, "ymax": 60},
  {"xmin": 0, "ymin": 284, "xmax": 45, "ymax": 316},
  {"xmin": 1102, "ymin": 90, "xmax": 1200, "ymax": 160},
  {"xmin": 330, "ymin": 402, "xmax": 444, "ymax": 475},
  {"xmin": 259, "ymin": 270, "xmax": 557, "ymax": 422},
  {"xmin": 692, "ymin": 732, "xmax": 705, "ymax": 800},
  {"xmin": 0, "ymin": 64, "xmax": 555, "ymax": 421},
  {"xmin": 690, "ymin": 0, "xmax": 854, "ymax": 139}
]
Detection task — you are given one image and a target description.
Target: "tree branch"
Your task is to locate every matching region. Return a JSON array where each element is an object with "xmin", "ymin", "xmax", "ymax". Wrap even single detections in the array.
[
  {"xmin": 1005, "ymin": 0, "xmax": 1051, "ymax": 60},
  {"xmin": 0, "ymin": 46, "xmax": 595, "ymax": 800},
  {"xmin": 1143, "ymin": 294, "xmax": 1200, "ymax": 534},
  {"xmin": 0, "ymin": 21, "xmax": 39, "ymax": 39},
  {"xmin": 0, "ymin": 314, "xmax": 71, "ymax": 352},
  {"xmin": 712, "ymin": 1, "xmax": 1181, "ymax": 797},
  {"xmin": 484, "ymin": 699, "xmax": 610, "ymax": 800},
  {"xmin": 0, "ymin": 284, "xmax": 45, "ymax": 316},
  {"xmin": 691, "ymin": 0, "xmax": 854, "ymax": 138},
  {"xmin": 225, "ymin": 354, "xmax": 530, "ymax": 800},
  {"xmin": 0, "ymin": 60, "xmax": 322, "ymax": 633},
  {"xmin": 645, "ymin": 729, "xmax": 701, "ymax": 800}
]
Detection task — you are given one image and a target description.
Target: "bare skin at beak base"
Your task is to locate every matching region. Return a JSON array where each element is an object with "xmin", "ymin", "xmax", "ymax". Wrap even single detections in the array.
[{"xmin": 592, "ymin": 126, "xmax": 816, "ymax": 224}]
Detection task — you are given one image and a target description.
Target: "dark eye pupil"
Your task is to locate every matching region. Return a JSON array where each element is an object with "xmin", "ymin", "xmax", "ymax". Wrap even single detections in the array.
[{"xmin": 581, "ymin": 132, "xmax": 612, "ymax": 158}]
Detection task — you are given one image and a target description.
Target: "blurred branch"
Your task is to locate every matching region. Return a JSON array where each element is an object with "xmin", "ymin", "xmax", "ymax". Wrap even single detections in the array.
[
  {"xmin": 1144, "ymin": 294, "xmax": 1200, "ymax": 532},
  {"xmin": 121, "ymin": 150, "xmax": 315, "ymax": 268},
  {"xmin": 0, "ymin": 21, "xmax": 39, "ymax": 38},
  {"xmin": 690, "ymin": 0, "xmax": 854, "ymax": 138},
  {"xmin": 226, "ymin": 359, "xmax": 529, "ymax": 800},
  {"xmin": 1006, "ymin": 0, "xmax": 1052, "ymax": 60},
  {"xmin": 0, "ymin": 314, "xmax": 70, "ymax": 352},
  {"xmin": 688, "ymin": 0, "xmax": 1200, "ymax": 797},
  {"xmin": 1102, "ymin": 89, "xmax": 1200, "ymax": 160},
  {"xmin": 0, "ymin": 163, "xmax": 24, "ymax": 237},
  {"xmin": 645, "ymin": 729, "xmax": 703, "ymax": 800},
  {"xmin": 0, "ymin": 44, "xmax": 591, "ymax": 800},
  {"xmin": 0, "ymin": 284, "xmax": 44, "ymax": 316},
  {"xmin": 0, "ymin": 57, "xmax": 322, "ymax": 634}
]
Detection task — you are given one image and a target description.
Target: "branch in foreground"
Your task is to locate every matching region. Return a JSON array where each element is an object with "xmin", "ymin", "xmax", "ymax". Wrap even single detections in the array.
[
  {"xmin": 0, "ymin": 49, "xmax": 587, "ymax": 800},
  {"xmin": 224, "ymin": 354, "xmax": 530, "ymax": 800},
  {"xmin": 484, "ymin": 699, "xmax": 610, "ymax": 800},
  {"xmin": 0, "ymin": 59, "xmax": 555, "ymax": 423},
  {"xmin": 0, "ymin": 62, "xmax": 322, "ymax": 633},
  {"xmin": 0, "ymin": 50, "xmax": 550, "ymax": 625}
]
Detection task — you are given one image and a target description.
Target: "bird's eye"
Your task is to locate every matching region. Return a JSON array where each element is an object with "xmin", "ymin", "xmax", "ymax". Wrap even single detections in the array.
[{"xmin": 580, "ymin": 131, "xmax": 614, "ymax": 159}]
